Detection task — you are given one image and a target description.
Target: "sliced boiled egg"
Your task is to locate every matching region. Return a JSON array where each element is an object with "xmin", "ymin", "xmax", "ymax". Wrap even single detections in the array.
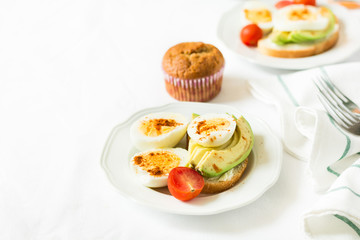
[
  {"xmin": 130, "ymin": 148, "xmax": 189, "ymax": 188},
  {"xmin": 187, "ymin": 113, "xmax": 237, "ymax": 148},
  {"xmin": 240, "ymin": 1, "xmax": 275, "ymax": 34},
  {"xmin": 130, "ymin": 112, "xmax": 188, "ymax": 151},
  {"xmin": 273, "ymin": 4, "xmax": 329, "ymax": 31}
]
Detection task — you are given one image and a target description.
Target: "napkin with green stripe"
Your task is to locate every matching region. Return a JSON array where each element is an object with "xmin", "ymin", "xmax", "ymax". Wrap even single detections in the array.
[
  {"xmin": 304, "ymin": 158, "xmax": 360, "ymax": 238},
  {"xmin": 248, "ymin": 61, "xmax": 360, "ymax": 238}
]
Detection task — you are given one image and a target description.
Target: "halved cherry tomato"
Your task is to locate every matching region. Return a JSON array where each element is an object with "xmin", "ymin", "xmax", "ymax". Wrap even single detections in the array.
[
  {"xmin": 293, "ymin": 0, "xmax": 316, "ymax": 6},
  {"xmin": 240, "ymin": 24, "xmax": 263, "ymax": 47},
  {"xmin": 275, "ymin": 0, "xmax": 294, "ymax": 9},
  {"xmin": 168, "ymin": 167, "xmax": 204, "ymax": 201}
]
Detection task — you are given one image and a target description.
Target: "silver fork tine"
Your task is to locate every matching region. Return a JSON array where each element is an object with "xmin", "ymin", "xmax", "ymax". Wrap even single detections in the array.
[
  {"xmin": 320, "ymin": 74, "xmax": 360, "ymax": 116},
  {"xmin": 314, "ymin": 81, "xmax": 351, "ymax": 128},
  {"xmin": 322, "ymin": 75, "xmax": 353, "ymax": 103},
  {"xmin": 317, "ymin": 94, "xmax": 351, "ymax": 129},
  {"xmin": 314, "ymin": 74, "xmax": 360, "ymax": 135},
  {"xmin": 317, "ymin": 76, "xmax": 359, "ymax": 123}
]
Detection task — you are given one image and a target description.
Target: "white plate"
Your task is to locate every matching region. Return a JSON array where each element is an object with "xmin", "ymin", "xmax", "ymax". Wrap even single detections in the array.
[
  {"xmin": 217, "ymin": 2, "xmax": 360, "ymax": 70},
  {"xmin": 101, "ymin": 102, "xmax": 282, "ymax": 215}
]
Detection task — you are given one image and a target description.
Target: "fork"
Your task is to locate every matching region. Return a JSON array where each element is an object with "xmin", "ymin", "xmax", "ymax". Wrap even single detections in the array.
[{"xmin": 314, "ymin": 74, "xmax": 360, "ymax": 135}]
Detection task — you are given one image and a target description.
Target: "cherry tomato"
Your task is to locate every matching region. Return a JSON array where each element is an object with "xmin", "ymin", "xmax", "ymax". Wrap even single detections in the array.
[
  {"xmin": 293, "ymin": 0, "xmax": 316, "ymax": 6},
  {"xmin": 240, "ymin": 24, "xmax": 263, "ymax": 47},
  {"xmin": 275, "ymin": 0, "xmax": 294, "ymax": 9},
  {"xmin": 168, "ymin": 167, "xmax": 204, "ymax": 201}
]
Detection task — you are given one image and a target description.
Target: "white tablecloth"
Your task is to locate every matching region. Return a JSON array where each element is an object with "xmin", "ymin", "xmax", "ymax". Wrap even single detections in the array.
[{"xmin": 1, "ymin": 0, "xmax": 359, "ymax": 239}]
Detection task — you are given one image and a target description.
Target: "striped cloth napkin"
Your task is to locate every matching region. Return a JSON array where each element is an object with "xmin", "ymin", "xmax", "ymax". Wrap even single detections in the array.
[
  {"xmin": 248, "ymin": 61, "xmax": 360, "ymax": 238},
  {"xmin": 304, "ymin": 158, "xmax": 360, "ymax": 239}
]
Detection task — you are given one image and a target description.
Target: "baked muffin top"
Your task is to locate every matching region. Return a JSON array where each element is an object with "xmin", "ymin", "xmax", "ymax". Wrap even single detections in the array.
[{"xmin": 162, "ymin": 42, "xmax": 225, "ymax": 79}]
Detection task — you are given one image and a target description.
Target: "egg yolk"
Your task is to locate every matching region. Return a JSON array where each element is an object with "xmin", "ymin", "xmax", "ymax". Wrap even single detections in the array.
[
  {"xmin": 133, "ymin": 151, "xmax": 181, "ymax": 177},
  {"xmin": 139, "ymin": 119, "xmax": 183, "ymax": 137},
  {"xmin": 195, "ymin": 118, "xmax": 231, "ymax": 136},
  {"xmin": 288, "ymin": 8, "xmax": 316, "ymax": 21},
  {"xmin": 245, "ymin": 9, "xmax": 272, "ymax": 23},
  {"xmin": 319, "ymin": 6, "xmax": 330, "ymax": 17}
]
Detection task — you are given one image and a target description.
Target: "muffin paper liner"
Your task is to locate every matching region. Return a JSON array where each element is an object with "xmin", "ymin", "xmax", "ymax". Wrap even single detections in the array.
[{"xmin": 164, "ymin": 67, "xmax": 224, "ymax": 102}]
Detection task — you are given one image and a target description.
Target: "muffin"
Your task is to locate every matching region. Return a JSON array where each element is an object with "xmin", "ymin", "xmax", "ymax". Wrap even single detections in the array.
[{"xmin": 162, "ymin": 42, "xmax": 225, "ymax": 102}]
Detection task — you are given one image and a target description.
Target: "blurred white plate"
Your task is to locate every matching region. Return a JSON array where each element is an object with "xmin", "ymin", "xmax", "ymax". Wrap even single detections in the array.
[
  {"xmin": 217, "ymin": 3, "xmax": 360, "ymax": 70},
  {"xmin": 101, "ymin": 102, "xmax": 282, "ymax": 215}
]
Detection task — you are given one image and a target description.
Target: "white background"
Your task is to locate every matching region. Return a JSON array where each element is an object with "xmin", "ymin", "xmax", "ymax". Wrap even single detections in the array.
[{"xmin": 1, "ymin": 0, "xmax": 359, "ymax": 239}]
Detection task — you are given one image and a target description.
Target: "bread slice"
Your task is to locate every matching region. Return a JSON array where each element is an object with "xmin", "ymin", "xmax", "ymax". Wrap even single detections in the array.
[
  {"xmin": 257, "ymin": 24, "xmax": 340, "ymax": 58},
  {"xmin": 201, "ymin": 158, "xmax": 248, "ymax": 194}
]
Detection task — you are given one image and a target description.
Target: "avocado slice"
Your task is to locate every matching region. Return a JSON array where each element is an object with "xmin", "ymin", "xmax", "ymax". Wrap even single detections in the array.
[
  {"xmin": 271, "ymin": 7, "xmax": 336, "ymax": 45},
  {"xmin": 187, "ymin": 132, "xmax": 236, "ymax": 167},
  {"xmin": 289, "ymin": 31, "xmax": 309, "ymax": 43},
  {"xmin": 197, "ymin": 128, "xmax": 240, "ymax": 169},
  {"xmin": 293, "ymin": 7, "xmax": 335, "ymax": 42},
  {"xmin": 195, "ymin": 116, "xmax": 254, "ymax": 178},
  {"xmin": 271, "ymin": 30, "xmax": 291, "ymax": 45}
]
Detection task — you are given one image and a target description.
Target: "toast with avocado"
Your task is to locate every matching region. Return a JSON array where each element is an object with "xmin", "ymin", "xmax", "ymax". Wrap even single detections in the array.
[
  {"xmin": 186, "ymin": 114, "xmax": 254, "ymax": 194},
  {"xmin": 257, "ymin": 5, "xmax": 339, "ymax": 58}
]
